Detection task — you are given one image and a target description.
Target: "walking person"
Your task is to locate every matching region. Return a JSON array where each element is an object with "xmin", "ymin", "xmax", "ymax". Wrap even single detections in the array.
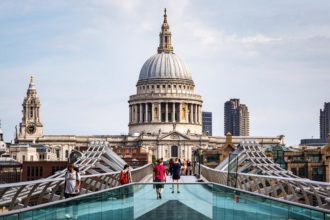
[
  {"xmin": 119, "ymin": 164, "xmax": 132, "ymax": 199},
  {"xmin": 181, "ymin": 159, "xmax": 187, "ymax": 175},
  {"xmin": 153, "ymin": 159, "xmax": 166, "ymax": 199},
  {"xmin": 168, "ymin": 158, "xmax": 174, "ymax": 176},
  {"xmin": 64, "ymin": 163, "xmax": 81, "ymax": 219},
  {"xmin": 119, "ymin": 164, "xmax": 132, "ymax": 185},
  {"xmin": 187, "ymin": 160, "xmax": 192, "ymax": 175},
  {"xmin": 172, "ymin": 158, "xmax": 181, "ymax": 193}
]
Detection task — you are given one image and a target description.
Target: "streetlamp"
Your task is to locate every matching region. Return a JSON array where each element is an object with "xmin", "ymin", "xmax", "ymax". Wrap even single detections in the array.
[
  {"xmin": 193, "ymin": 149, "xmax": 197, "ymax": 176},
  {"xmin": 198, "ymin": 148, "xmax": 203, "ymax": 180}
]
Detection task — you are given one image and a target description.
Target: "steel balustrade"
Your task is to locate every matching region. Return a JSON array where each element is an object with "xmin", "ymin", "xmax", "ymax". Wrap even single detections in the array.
[
  {"xmin": 0, "ymin": 141, "xmax": 153, "ymax": 213},
  {"xmin": 197, "ymin": 141, "xmax": 330, "ymax": 209}
]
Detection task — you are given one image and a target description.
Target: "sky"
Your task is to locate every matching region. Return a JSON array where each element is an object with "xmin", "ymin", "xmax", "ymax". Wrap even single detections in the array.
[{"xmin": 0, "ymin": 0, "xmax": 329, "ymax": 145}]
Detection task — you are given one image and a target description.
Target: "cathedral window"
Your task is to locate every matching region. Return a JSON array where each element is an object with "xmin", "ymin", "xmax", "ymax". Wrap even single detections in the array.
[
  {"xmin": 65, "ymin": 150, "xmax": 69, "ymax": 158},
  {"xmin": 168, "ymin": 85, "xmax": 171, "ymax": 88},
  {"xmin": 152, "ymin": 85, "xmax": 154, "ymax": 89},
  {"xmin": 157, "ymin": 85, "xmax": 160, "ymax": 89}
]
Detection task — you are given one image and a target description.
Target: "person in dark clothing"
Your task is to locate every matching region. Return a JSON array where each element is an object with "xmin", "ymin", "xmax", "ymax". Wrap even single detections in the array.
[
  {"xmin": 187, "ymin": 160, "xmax": 192, "ymax": 175},
  {"xmin": 168, "ymin": 158, "xmax": 174, "ymax": 176},
  {"xmin": 171, "ymin": 158, "xmax": 181, "ymax": 193}
]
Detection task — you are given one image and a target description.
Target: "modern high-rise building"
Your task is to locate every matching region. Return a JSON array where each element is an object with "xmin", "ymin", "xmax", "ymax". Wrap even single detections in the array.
[
  {"xmin": 202, "ymin": 111, "xmax": 212, "ymax": 136},
  {"xmin": 320, "ymin": 102, "xmax": 330, "ymax": 139},
  {"xmin": 224, "ymin": 99, "xmax": 249, "ymax": 136}
]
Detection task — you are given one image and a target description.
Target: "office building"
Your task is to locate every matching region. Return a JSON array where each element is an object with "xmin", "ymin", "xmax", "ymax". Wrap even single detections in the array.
[
  {"xmin": 320, "ymin": 102, "xmax": 330, "ymax": 139},
  {"xmin": 202, "ymin": 111, "xmax": 212, "ymax": 135},
  {"xmin": 224, "ymin": 99, "xmax": 249, "ymax": 136}
]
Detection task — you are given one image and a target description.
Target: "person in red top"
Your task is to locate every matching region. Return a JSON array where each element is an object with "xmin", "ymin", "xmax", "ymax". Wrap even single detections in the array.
[
  {"xmin": 153, "ymin": 159, "xmax": 166, "ymax": 199},
  {"xmin": 119, "ymin": 164, "xmax": 132, "ymax": 185}
]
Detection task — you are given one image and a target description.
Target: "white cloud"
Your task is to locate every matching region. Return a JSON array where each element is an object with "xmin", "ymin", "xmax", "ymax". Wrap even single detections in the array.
[{"xmin": 0, "ymin": 0, "xmax": 329, "ymax": 146}]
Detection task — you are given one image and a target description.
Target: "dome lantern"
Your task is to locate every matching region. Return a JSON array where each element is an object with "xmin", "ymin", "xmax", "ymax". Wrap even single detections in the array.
[{"xmin": 157, "ymin": 8, "xmax": 173, "ymax": 54}]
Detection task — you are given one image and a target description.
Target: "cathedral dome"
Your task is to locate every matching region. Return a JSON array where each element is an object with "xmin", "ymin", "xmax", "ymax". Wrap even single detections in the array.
[
  {"xmin": 138, "ymin": 52, "xmax": 192, "ymax": 81},
  {"xmin": 138, "ymin": 9, "xmax": 193, "ymax": 83}
]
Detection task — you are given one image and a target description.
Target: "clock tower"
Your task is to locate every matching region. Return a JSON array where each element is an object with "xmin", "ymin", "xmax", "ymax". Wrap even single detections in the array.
[{"xmin": 18, "ymin": 76, "xmax": 43, "ymax": 142}]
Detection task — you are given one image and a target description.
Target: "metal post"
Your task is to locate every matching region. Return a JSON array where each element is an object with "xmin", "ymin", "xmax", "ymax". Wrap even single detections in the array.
[
  {"xmin": 197, "ymin": 149, "xmax": 202, "ymax": 181},
  {"xmin": 198, "ymin": 153, "xmax": 201, "ymax": 179}
]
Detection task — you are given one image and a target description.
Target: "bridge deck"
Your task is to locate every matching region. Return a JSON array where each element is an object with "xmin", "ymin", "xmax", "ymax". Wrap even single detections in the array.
[{"xmin": 143, "ymin": 175, "xmax": 198, "ymax": 183}]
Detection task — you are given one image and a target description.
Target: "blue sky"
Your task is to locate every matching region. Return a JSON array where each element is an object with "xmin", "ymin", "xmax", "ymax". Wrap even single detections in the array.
[{"xmin": 0, "ymin": 0, "xmax": 329, "ymax": 145}]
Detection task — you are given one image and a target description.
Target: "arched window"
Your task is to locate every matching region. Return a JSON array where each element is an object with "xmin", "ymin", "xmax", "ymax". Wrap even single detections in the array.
[{"xmin": 171, "ymin": 146, "xmax": 178, "ymax": 158}]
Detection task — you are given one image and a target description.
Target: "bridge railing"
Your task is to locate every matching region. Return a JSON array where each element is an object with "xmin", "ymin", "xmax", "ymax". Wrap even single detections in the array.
[
  {"xmin": 131, "ymin": 163, "xmax": 153, "ymax": 182},
  {"xmin": 197, "ymin": 164, "xmax": 330, "ymax": 209},
  {"xmin": 0, "ymin": 163, "xmax": 153, "ymax": 213}
]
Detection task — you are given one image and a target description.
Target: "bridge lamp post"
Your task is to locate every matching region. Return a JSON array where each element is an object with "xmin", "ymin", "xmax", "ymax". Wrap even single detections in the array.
[{"xmin": 198, "ymin": 148, "xmax": 203, "ymax": 180}]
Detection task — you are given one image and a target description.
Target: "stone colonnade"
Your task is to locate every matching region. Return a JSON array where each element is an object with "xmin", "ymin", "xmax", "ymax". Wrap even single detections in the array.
[{"xmin": 129, "ymin": 102, "xmax": 202, "ymax": 124}]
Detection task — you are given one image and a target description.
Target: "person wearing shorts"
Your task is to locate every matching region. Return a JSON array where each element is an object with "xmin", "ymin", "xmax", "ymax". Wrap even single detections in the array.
[
  {"xmin": 153, "ymin": 159, "xmax": 166, "ymax": 199},
  {"xmin": 171, "ymin": 158, "xmax": 181, "ymax": 193}
]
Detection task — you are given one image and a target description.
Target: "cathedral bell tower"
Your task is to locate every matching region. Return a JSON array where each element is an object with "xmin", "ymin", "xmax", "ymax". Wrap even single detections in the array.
[{"xmin": 18, "ymin": 76, "xmax": 43, "ymax": 142}]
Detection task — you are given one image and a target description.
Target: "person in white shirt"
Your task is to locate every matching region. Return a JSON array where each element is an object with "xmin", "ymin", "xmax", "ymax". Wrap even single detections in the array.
[
  {"xmin": 64, "ymin": 163, "xmax": 81, "ymax": 219},
  {"xmin": 64, "ymin": 163, "xmax": 81, "ymax": 198}
]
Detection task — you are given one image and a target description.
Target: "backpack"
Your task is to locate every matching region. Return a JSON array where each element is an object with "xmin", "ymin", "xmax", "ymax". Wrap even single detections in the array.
[
  {"xmin": 119, "ymin": 171, "xmax": 129, "ymax": 185},
  {"xmin": 64, "ymin": 169, "xmax": 80, "ymax": 193},
  {"xmin": 154, "ymin": 165, "xmax": 165, "ymax": 181}
]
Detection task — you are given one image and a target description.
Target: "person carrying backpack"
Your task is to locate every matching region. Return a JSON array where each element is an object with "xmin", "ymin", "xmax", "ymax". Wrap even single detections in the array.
[
  {"xmin": 153, "ymin": 159, "xmax": 166, "ymax": 199},
  {"xmin": 64, "ymin": 163, "xmax": 81, "ymax": 219},
  {"xmin": 64, "ymin": 163, "xmax": 81, "ymax": 198},
  {"xmin": 119, "ymin": 164, "xmax": 132, "ymax": 185}
]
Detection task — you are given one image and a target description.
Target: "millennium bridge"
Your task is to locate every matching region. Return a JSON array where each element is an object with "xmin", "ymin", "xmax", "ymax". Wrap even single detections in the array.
[{"xmin": 0, "ymin": 141, "xmax": 330, "ymax": 219}]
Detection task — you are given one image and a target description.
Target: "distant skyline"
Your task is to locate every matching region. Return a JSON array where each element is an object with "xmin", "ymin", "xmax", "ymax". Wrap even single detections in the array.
[{"xmin": 0, "ymin": 1, "xmax": 330, "ymax": 145}]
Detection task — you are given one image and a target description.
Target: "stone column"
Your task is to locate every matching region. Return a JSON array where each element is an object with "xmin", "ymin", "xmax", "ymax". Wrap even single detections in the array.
[
  {"xmin": 197, "ymin": 105, "xmax": 199, "ymax": 124},
  {"xmin": 158, "ymin": 103, "xmax": 161, "ymax": 122},
  {"xmin": 178, "ymin": 103, "xmax": 181, "ymax": 123},
  {"xmin": 139, "ymin": 104, "xmax": 143, "ymax": 123},
  {"xmin": 172, "ymin": 103, "xmax": 176, "ymax": 122},
  {"xmin": 199, "ymin": 105, "xmax": 202, "ymax": 124},
  {"xmin": 145, "ymin": 103, "xmax": 148, "ymax": 123},
  {"xmin": 151, "ymin": 103, "xmax": 155, "ymax": 122},
  {"xmin": 129, "ymin": 105, "xmax": 132, "ymax": 123},
  {"xmin": 185, "ymin": 104, "xmax": 189, "ymax": 123},
  {"xmin": 134, "ymin": 105, "xmax": 138, "ymax": 123},
  {"xmin": 190, "ymin": 104, "xmax": 193, "ymax": 123},
  {"xmin": 194, "ymin": 104, "xmax": 197, "ymax": 124},
  {"xmin": 165, "ymin": 103, "xmax": 168, "ymax": 122}
]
